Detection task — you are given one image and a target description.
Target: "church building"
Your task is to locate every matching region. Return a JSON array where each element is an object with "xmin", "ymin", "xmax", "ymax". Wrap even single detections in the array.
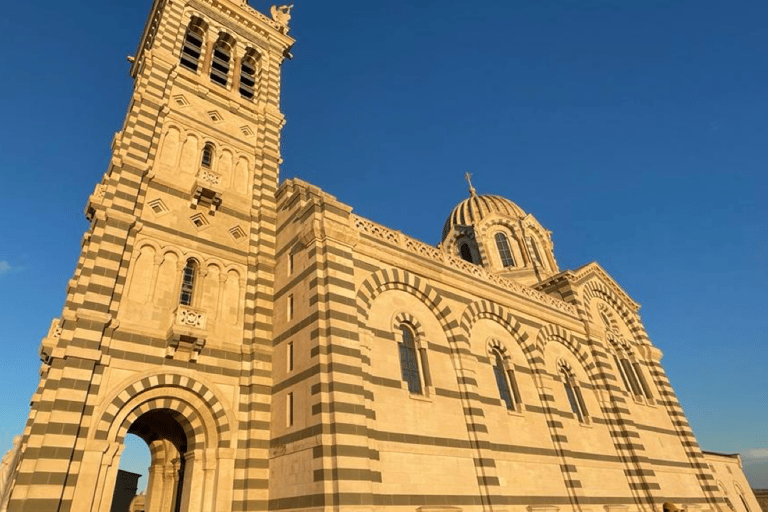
[{"xmin": 0, "ymin": 1, "xmax": 760, "ymax": 512}]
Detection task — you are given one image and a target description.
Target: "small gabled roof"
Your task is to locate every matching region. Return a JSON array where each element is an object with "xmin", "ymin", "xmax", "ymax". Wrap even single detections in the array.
[{"xmin": 537, "ymin": 261, "xmax": 640, "ymax": 312}]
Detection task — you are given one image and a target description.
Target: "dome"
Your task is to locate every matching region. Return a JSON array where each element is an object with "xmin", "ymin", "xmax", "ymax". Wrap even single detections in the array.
[{"xmin": 442, "ymin": 193, "xmax": 526, "ymax": 241}]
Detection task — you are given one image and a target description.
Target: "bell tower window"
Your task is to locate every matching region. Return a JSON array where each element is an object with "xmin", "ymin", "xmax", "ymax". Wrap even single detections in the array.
[
  {"xmin": 239, "ymin": 51, "xmax": 259, "ymax": 99},
  {"xmin": 180, "ymin": 18, "xmax": 206, "ymax": 72},
  {"xmin": 494, "ymin": 232, "xmax": 516, "ymax": 268},
  {"xmin": 210, "ymin": 37, "xmax": 233, "ymax": 87},
  {"xmin": 179, "ymin": 259, "xmax": 198, "ymax": 306}
]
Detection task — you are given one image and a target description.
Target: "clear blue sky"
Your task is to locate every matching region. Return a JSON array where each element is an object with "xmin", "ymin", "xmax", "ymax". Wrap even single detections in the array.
[{"xmin": 0, "ymin": 0, "xmax": 766, "ymax": 489}]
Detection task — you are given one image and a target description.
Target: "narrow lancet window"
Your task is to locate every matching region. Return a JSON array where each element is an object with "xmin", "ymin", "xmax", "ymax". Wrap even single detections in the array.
[
  {"xmin": 201, "ymin": 143, "xmax": 214, "ymax": 169},
  {"xmin": 398, "ymin": 325, "xmax": 422, "ymax": 395},
  {"xmin": 179, "ymin": 259, "xmax": 198, "ymax": 306},
  {"xmin": 633, "ymin": 362, "xmax": 653, "ymax": 400},
  {"xmin": 620, "ymin": 358, "xmax": 643, "ymax": 396},
  {"xmin": 528, "ymin": 237, "xmax": 542, "ymax": 265},
  {"xmin": 287, "ymin": 392, "xmax": 294, "ymax": 427},
  {"xmin": 495, "ymin": 232, "xmax": 516, "ymax": 268},
  {"xmin": 492, "ymin": 350, "xmax": 516, "ymax": 410},
  {"xmin": 614, "ymin": 354, "xmax": 632, "ymax": 392},
  {"xmin": 561, "ymin": 368, "xmax": 588, "ymax": 423},
  {"xmin": 739, "ymin": 494, "xmax": 751, "ymax": 512}
]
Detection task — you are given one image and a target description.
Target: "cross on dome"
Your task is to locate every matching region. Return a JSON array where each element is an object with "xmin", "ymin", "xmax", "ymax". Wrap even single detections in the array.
[{"xmin": 465, "ymin": 172, "xmax": 477, "ymax": 197}]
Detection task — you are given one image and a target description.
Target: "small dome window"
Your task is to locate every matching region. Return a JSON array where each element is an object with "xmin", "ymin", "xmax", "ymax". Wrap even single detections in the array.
[
  {"xmin": 459, "ymin": 243, "xmax": 473, "ymax": 263},
  {"xmin": 494, "ymin": 232, "xmax": 516, "ymax": 268}
]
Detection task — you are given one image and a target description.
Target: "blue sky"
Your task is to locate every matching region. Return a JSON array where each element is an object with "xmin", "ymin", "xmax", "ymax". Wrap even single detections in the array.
[{"xmin": 1, "ymin": 0, "xmax": 766, "ymax": 489}]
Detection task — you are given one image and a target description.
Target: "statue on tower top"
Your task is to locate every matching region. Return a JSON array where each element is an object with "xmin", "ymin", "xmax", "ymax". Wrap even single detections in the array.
[{"xmin": 271, "ymin": 4, "xmax": 294, "ymax": 33}]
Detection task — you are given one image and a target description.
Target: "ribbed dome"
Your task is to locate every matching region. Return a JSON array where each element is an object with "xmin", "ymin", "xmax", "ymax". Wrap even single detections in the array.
[{"xmin": 442, "ymin": 194, "xmax": 526, "ymax": 241}]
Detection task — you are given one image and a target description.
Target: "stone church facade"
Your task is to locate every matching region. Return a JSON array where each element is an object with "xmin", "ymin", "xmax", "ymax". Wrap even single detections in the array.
[{"xmin": 0, "ymin": 1, "xmax": 760, "ymax": 512}]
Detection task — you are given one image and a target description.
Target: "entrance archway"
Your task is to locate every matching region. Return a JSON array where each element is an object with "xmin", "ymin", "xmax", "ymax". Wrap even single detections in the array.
[
  {"xmin": 72, "ymin": 375, "xmax": 235, "ymax": 512},
  {"xmin": 119, "ymin": 409, "xmax": 189, "ymax": 512}
]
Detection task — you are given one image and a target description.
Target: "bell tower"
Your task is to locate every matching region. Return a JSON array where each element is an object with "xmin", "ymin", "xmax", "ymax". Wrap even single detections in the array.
[{"xmin": 3, "ymin": 1, "xmax": 294, "ymax": 511}]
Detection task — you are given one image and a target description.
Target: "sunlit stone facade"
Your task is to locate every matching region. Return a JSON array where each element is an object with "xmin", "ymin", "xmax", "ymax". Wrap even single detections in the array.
[{"xmin": 0, "ymin": 1, "xmax": 759, "ymax": 512}]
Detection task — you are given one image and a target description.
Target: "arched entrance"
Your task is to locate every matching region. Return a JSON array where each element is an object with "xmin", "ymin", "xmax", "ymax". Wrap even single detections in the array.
[
  {"xmin": 120, "ymin": 410, "xmax": 189, "ymax": 512},
  {"xmin": 71, "ymin": 375, "xmax": 235, "ymax": 512}
]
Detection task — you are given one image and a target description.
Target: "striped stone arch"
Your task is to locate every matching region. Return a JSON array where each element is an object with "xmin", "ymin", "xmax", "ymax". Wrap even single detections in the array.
[
  {"xmin": 536, "ymin": 324, "xmax": 599, "ymax": 383},
  {"xmin": 116, "ymin": 397, "xmax": 205, "ymax": 450},
  {"xmin": 94, "ymin": 373, "xmax": 232, "ymax": 449},
  {"xmin": 458, "ymin": 300, "xmax": 542, "ymax": 371},
  {"xmin": 357, "ymin": 268, "xmax": 462, "ymax": 351},
  {"xmin": 475, "ymin": 218, "xmax": 517, "ymax": 241},
  {"xmin": 581, "ymin": 281, "xmax": 650, "ymax": 346},
  {"xmin": 391, "ymin": 312, "xmax": 426, "ymax": 339}
]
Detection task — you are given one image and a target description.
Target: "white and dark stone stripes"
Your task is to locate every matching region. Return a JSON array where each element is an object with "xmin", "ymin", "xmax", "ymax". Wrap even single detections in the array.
[
  {"xmin": 94, "ymin": 373, "xmax": 231, "ymax": 448},
  {"xmin": 647, "ymin": 359, "xmax": 723, "ymax": 508},
  {"xmin": 356, "ymin": 267, "xmax": 501, "ymax": 501}
]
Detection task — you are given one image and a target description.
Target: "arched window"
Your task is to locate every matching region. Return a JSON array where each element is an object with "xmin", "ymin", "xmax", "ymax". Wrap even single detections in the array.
[
  {"xmin": 201, "ymin": 143, "xmax": 215, "ymax": 169},
  {"xmin": 735, "ymin": 484, "xmax": 752, "ymax": 512},
  {"xmin": 560, "ymin": 366, "xmax": 588, "ymax": 423},
  {"xmin": 612, "ymin": 353, "xmax": 634, "ymax": 392},
  {"xmin": 179, "ymin": 259, "xmax": 198, "ymax": 306},
  {"xmin": 494, "ymin": 232, "xmax": 516, "ymax": 268},
  {"xmin": 491, "ymin": 349, "xmax": 521, "ymax": 411},
  {"xmin": 398, "ymin": 325, "xmax": 425, "ymax": 395},
  {"xmin": 180, "ymin": 18, "xmax": 206, "ymax": 71},
  {"xmin": 718, "ymin": 483, "xmax": 736, "ymax": 512},
  {"xmin": 460, "ymin": 243, "xmax": 473, "ymax": 263},
  {"xmin": 632, "ymin": 360, "xmax": 654, "ymax": 400},
  {"xmin": 739, "ymin": 493, "xmax": 752, "ymax": 512},
  {"xmin": 599, "ymin": 311, "xmax": 612, "ymax": 330},
  {"xmin": 610, "ymin": 340, "xmax": 653, "ymax": 401},
  {"xmin": 210, "ymin": 37, "xmax": 233, "ymax": 87},
  {"xmin": 239, "ymin": 51, "xmax": 260, "ymax": 99}
]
